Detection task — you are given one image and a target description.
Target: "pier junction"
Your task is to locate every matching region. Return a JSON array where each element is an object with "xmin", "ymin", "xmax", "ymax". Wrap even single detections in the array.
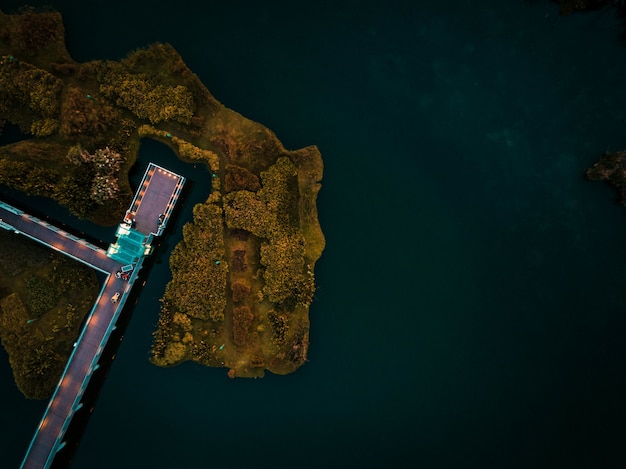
[{"xmin": 0, "ymin": 163, "xmax": 185, "ymax": 469}]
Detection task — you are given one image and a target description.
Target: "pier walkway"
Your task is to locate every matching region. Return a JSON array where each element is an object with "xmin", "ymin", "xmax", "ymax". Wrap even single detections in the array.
[{"xmin": 0, "ymin": 163, "xmax": 185, "ymax": 469}]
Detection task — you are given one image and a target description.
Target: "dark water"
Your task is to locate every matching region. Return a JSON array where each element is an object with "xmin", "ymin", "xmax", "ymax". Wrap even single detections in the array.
[{"xmin": 2, "ymin": 1, "xmax": 626, "ymax": 468}]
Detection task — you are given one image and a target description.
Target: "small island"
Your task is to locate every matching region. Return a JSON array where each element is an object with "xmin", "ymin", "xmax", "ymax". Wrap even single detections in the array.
[
  {"xmin": 550, "ymin": 0, "xmax": 626, "ymax": 16},
  {"xmin": 0, "ymin": 7, "xmax": 324, "ymax": 386},
  {"xmin": 586, "ymin": 150, "xmax": 626, "ymax": 203}
]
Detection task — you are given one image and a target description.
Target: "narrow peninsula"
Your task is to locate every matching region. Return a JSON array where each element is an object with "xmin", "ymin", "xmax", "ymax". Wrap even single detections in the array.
[{"xmin": 0, "ymin": 8, "xmax": 324, "ymax": 385}]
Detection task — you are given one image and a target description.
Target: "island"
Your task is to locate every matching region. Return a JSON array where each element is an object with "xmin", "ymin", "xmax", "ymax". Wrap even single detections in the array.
[
  {"xmin": 550, "ymin": 0, "xmax": 626, "ymax": 16},
  {"xmin": 586, "ymin": 150, "xmax": 626, "ymax": 203},
  {"xmin": 0, "ymin": 7, "xmax": 324, "ymax": 387}
]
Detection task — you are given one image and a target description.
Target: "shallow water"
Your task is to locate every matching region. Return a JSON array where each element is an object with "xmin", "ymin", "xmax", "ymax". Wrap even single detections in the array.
[{"xmin": 2, "ymin": 1, "xmax": 626, "ymax": 468}]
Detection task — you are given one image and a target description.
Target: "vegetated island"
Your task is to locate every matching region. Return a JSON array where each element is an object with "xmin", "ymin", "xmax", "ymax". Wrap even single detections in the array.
[
  {"xmin": 0, "ymin": 8, "xmax": 324, "ymax": 382},
  {"xmin": 549, "ymin": 0, "xmax": 626, "ymax": 16},
  {"xmin": 586, "ymin": 150, "xmax": 626, "ymax": 203}
]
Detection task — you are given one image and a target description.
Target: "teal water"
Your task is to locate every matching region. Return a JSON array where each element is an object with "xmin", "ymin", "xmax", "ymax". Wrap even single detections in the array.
[{"xmin": 2, "ymin": 1, "xmax": 626, "ymax": 468}]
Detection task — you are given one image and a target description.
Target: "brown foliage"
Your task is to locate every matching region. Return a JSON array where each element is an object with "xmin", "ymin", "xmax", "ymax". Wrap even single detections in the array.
[
  {"xmin": 60, "ymin": 87, "xmax": 121, "ymax": 139},
  {"xmin": 286, "ymin": 329, "xmax": 309, "ymax": 366},
  {"xmin": 250, "ymin": 355, "xmax": 265, "ymax": 368},
  {"xmin": 231, "ymin": 281, "xmax": 250, "ymax": 302},
  {"xmin": 586, "ymin": 151, "xmax": 626, "ymax": 205},
  {"xmin": 224, "ymin": 164, "xmax": 260, "ymax": 192},
  {"xmin": 231, "ymin": 250, "xmax": 247, "ymax": 272},
  {"xmin": 232, "ymin": 305, "xmax": 254, "ymax": 346},
  {"xmin": 210, "ymin": 133, "xmax": 233, "ymax": 159},
  {"xmin": 586, "ymin": 151, "xmax": 625, "ymax": 181},
  {"xmin": 8, "ymin": 10, "xmax": 64, "ymax": 57},
  {"xmin": 267, "ymin": 310, "xmax": 288, "ymax": 345}
]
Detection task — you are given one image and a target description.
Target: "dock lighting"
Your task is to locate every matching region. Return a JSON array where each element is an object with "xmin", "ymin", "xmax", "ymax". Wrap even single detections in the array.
[
  {"xmin": 166, "ymin": 133, "xmax": 172, "ymax": 138},
  {"xmin": 215, "ymin": 260, "xmax": 220, "ymax": 265},
  {"xmin": 117, "ymin": 224, "xmax": 130, "ymax": 237}
]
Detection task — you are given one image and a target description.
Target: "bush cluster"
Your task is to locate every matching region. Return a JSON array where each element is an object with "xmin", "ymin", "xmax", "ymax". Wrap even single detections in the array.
[
  {"xmin": 232, "ymin": 305, "xmax": 254, "ymax": 345},
  {"xmin": 60, "ymin": 86, "xmax": 122, "ymax": 141},
  {"xmin": 137, "ymin": 125, "xmax": 220, "ymax": 173},
  {"xmin": 4, "ymin": 10, "xmax": 64, "ymax": 57},
  {"xmin": 164, "ymin": 201, "xmax": 227, "ymax": 322},
  {"xmin": 99, "ymin": 62, "xmax": 195, "ymax": 125},
  {"xmin": 0, "ymin": 59, "xmax": 62, "ymax": 136},
  {"xmin": 223, "ymin": 156, "xmax": 314, "ymax": 304},
  {"xmin": 231, "ymin": 281, "xmax": 250, "ymax": 302},
  {"xmin": 224, "ymin": 164, "xmax": 260, "ymax": 192},
  {"xmin": 0, "ymin": 159, "xmax": 59, "ymax": 197},
  {"xmin": 66, "ymin": 145, "xmax": 124, "ymax": 204},
  {"xmin": 24, "ymin": 274, "xmax": 58, "ymax": 316},
  {"xmin": 267, "ymin": 310, "xmax": 288, "ymax": 345}
]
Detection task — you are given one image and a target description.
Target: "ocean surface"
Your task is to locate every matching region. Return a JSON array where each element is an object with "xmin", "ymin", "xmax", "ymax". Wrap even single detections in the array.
[{"xmin": 2, "ymin": 1, "xmax": 626, "ymax": 468}]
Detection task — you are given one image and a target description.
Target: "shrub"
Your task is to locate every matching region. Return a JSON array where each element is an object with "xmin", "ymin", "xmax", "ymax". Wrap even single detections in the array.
[
  {"xmin": 24, "ymin": 274, "xmax": 58, "ymax": 316},
  {"xmin": 231, "ymin": 281, "xmax": 250, "ymax": 302},
  {"xmin": 225, "ymin": 164, "xmax": 260, "ymax": 192},
  {"xmin": 99, "ymin": 66, "xmax": 195, "ymax": 125},
  {"xmin": 8, "ymin": 10, "xmax": 64, "ymax": 56},
  {"xmin": 164, "ymin": 201, "xmax": 227, "ymax": 322},
  {"xmin": 231, "ymin": 250, "xmax": 247, "ymax": 272}
]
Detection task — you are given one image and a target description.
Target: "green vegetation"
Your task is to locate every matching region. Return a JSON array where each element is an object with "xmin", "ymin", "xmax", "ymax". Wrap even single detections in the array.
[
  {"xmin": 0, "ymin": 231, "xmax": 99, "ymax": 399},
  {"xmin": 138, "ymin": 124, "xmax": 221, "ymax": 175}
]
